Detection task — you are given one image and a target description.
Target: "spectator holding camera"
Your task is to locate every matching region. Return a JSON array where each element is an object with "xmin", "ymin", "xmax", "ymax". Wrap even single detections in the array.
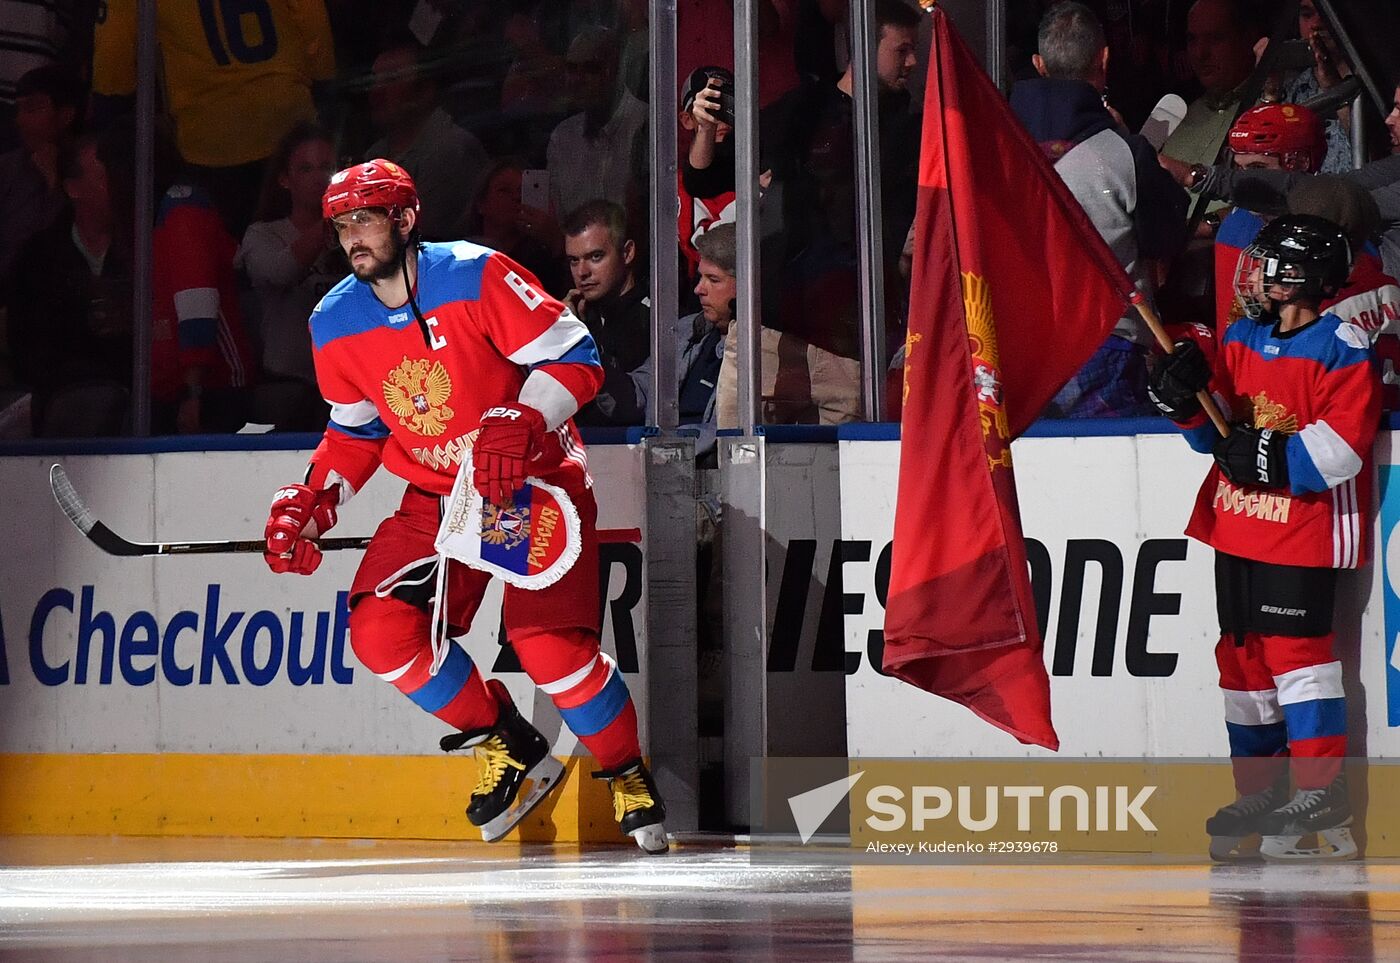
[
  {"xmin": 678, "ymin": 66, "xmax": 738, "ymax": 283},
  {"xmin": 1283, "ymin": 0, "xmax": 1353, "ymax": 174},
  {"xmin": 466, "ymin": 159, "xmax": 572, "ymax": 298},
  {"xmin": 749, "ymin": 0, "xmax": 921, "ymax": 424}
]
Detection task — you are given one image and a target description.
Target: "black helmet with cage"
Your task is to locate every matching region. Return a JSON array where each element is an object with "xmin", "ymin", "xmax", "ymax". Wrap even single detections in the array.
[{"xmin": 1233, "ymin": 213, "xmax": 1353, "ymax": 320}]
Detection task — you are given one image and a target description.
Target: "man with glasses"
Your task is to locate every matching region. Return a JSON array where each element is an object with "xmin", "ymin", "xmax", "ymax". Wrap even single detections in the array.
[{"xmin": 260, "ymin": 159, "xmax": 669, "ymax": 854}]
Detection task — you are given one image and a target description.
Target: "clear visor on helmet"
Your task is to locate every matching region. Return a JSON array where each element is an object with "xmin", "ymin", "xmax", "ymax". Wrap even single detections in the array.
[{"xmin": 330, "ymin": 207, "xmax": 391, "ymax": 235}]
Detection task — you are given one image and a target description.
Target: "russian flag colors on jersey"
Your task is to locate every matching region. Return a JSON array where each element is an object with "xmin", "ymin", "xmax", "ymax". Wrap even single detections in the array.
[
  {"xmin": 305, "ymin": 242, "xmax": 603, "ymax": 501},
  {"xmin": 151, "ymin": 185, "xmax": 254, "ymax": 404},
  {"xmin": 312, "ymin": 241, "xmax": 644, "ymax": 770},
  {"xmin": 1176, "ymin": 311, "xmax": 1380, "ymax": 570}
]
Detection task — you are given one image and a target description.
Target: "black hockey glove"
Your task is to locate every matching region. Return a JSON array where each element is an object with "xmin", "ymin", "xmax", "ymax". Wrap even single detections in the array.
[
  {"xmin": 1213, "ymin": 425, "xmax": 1290, "ymax": 489},
  {"xmin": 1147, "ymin": 339, "xmax": 1211, "ymax": 420}
]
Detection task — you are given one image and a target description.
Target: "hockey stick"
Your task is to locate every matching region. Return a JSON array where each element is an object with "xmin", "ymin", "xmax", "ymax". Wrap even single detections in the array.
[{"xmin": 49, "ymin": 464, "xmax": 371, "ymax": 557}]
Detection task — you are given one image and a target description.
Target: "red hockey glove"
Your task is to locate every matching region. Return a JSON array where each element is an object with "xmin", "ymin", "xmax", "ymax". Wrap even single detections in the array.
[
  {"xmin": 264, "ymin": 484, "xmax": 339, "ymax": 575},
  {"xmin": 473, "ymin": 403, "xmax": 548, "ymax": 505}
]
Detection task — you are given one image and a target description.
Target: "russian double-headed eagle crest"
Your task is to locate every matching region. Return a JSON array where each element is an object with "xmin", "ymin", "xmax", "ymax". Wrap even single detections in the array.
[
  {"xmin": 1251, "ymin": 391, "xmax": 1299, "ymax": 435},
  {"xmin": 383, "ymin": 357, "xmax": 454, "ymax": 436},
  {"xmin": 480, "ymin": 501, "xmax": 530, "ymax": 549},
  {"xmin": 963, "ymin": 271, "xmax": 1013, "ymax": 471}
]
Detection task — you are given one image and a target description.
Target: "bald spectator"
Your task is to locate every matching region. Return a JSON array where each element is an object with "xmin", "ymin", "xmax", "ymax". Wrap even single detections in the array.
[
  {"xmin": 1161, "ymin": 0, "xmax": 1264, "ymax": 175},
  {"xmin": 366, "ymin": 41, "xmax": 490, "ymax": 240},
  {"xmin": 545, "ymin": 28, "xmax": 648, "ymax": 221}
]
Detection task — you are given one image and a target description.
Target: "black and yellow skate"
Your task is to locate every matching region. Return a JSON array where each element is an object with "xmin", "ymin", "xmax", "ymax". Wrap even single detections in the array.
[
  {"xmin": 593, "ymin": 759, "xmax": 668, "ymax": 854},
  {"xmin": 440, "ymin": 679, "xmax": 565, "ymax": 842}
]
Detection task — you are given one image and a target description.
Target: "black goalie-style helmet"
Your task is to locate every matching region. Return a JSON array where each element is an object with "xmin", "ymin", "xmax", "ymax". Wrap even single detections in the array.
[{"xmin": 1233, "ymin": 213, "xmax": 1353, "ymax": 319}]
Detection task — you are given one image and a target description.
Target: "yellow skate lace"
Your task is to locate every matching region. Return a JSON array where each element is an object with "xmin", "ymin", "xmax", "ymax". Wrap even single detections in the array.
[
  {"xmin": 473, "ymin": 736, "xmax": 526, "ymax": 797},
  {"xmin": 610, "ymin": 770, "xmax": 654, "ymax": 823}
]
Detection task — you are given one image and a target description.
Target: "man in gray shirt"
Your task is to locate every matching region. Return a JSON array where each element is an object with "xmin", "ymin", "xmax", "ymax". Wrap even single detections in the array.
[{"xmin": 1011, "ymin": 2, "xmax": 1189, "ymax": 417}]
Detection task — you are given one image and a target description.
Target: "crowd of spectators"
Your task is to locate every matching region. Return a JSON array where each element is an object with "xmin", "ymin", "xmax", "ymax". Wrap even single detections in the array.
[{"xmin": 0, "ymin": 0, "xmax": 1397, "ymax": 440}]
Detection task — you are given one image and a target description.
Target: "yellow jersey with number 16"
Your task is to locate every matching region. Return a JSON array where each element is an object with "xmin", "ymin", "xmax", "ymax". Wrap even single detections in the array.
[{"xmin": 92, "ymin": 0, "xmax": 335, "ymax": 167}]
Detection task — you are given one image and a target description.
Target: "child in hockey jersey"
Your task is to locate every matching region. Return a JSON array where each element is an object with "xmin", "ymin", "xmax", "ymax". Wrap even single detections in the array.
[{"xmin": 1147, "ymin": 213, "xmax": 1378, "ymax": 861}]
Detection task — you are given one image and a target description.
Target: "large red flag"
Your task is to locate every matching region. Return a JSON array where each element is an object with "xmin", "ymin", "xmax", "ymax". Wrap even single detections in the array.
[{"xmin": 883, "ymin": 7, "xmax": 1139, "ymax": 750}]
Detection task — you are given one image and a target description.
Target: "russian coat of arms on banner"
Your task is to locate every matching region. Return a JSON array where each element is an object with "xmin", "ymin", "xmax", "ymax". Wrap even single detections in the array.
[{"xmin": 435, "ymin": 451, "xmax": 581, "ymax": 589}]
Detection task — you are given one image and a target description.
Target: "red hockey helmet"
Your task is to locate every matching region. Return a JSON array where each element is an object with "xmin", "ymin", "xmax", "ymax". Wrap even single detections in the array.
[
  {"xmin": 322, "ymin": 159, "xmax": 421, "ymax": 221},
  {"xmin": 1227, "ymin": 104, "xmax": 1326, "ymax": 172}
]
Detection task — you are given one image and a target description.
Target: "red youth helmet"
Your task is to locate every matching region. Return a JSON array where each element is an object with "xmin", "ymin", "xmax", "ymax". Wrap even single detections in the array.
[
  {"xmin": 1227, "ymin": 104, "xmax": 1326, "ymax": 172},
  {"xmin": 322, "ymin": 159, "xmax": 421, "ymax": 220}
]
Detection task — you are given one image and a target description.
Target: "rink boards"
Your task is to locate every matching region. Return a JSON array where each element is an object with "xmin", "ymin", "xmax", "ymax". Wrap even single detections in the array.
[
  {"xmin": 839, "ymin": 427, "xmax": 1400, "ymax": 760},
  {"xmin": 0, "ymin": 444, "xmax": 650, "ymax": 840},
  {"xmin": 4, "ymin": 427, "xmax": 1400, "ymax": 845}
]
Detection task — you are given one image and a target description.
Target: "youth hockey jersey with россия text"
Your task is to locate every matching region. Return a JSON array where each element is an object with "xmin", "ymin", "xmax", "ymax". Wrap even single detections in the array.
[
  {"xmin": 1172, "ymin": 312, "xmax": 1380, "ymax": 569},
  {"xmin": 305, "ymin": 242, "xmax": 603, "ymax": 501}
]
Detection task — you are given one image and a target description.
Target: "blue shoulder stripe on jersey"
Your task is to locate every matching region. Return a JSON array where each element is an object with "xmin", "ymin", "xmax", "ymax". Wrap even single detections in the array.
[
  {"xmin": 530, "ymin": 333, "xmax": 602, "ymax": 370},
  {"xmin": 1285, "ymin": 436, "xmax": 1329, "ymax": 495},
  {"xmin": 1215, "ymin": 208, "xmax": 1263, "ymax": 248},
  {"xmin": 155, "ymin": 183, "xmax": 217, "ymax": 226},
  {"xmin": 309, "ymin": 243, "xmax": 497, "ymax": 350},
  {"xmin": 412, "ymin": 242, "xmax": 490, "ymax": 316},
  {"xmin": 1223, "ymin": 312, "xmax": 1373, "ymax": 372},
  {"xmin": 328, "ymin": 416, "xmax": 391, "ymax": 440},
  {"xmin": 178, "ymin": 316, "xmax": 218, "ymax": 349},
  {"xmin": 309, "ymin": 275, "xmax": 378, "ymax": 351}
]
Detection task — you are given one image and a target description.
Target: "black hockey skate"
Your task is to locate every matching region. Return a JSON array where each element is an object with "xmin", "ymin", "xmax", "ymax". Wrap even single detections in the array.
[
  {"xmin": 440, "ymin": 679, "xmax": 565, "ymax": 842},
  {"xmin": 1257, "ymin": 776, "xmax": 1357, "ymax": 861},
  {"xmin": 593, "ymin": 759, "xmax": 669, "ymax": 854},
  {"xmin": 1204, "ymin": 779, "xmax": 1291, "ymax": 861}
]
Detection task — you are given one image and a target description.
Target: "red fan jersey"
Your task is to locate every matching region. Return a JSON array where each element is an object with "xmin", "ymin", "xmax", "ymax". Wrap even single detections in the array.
[
  {"xmin": 1212, "ymin": 207, "xmax": 1266, "ymax": 340},
  {"xmin": 678, "ymin": 170, "xmax": 735, "ymax": 280},
  {"xmin": 1324, "ymin": 251, "xmax": 1400, "ymax": 336},
  {"xmin": 305, "ymin": 242, "xmax": 603, "ymax": 500},
  {"xmin": 151, "ymin": 185, "xmax": 255, "ymax": 404},
  {"xmin": 1173, "ymin": 312, "xmax": 1380, "ymax": 569}
]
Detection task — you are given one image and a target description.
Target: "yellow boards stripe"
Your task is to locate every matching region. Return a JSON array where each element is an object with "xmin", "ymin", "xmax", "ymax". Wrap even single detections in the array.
[{"xmin": 0, "ymin": 754, "xmax": 619, "ymax": 841}]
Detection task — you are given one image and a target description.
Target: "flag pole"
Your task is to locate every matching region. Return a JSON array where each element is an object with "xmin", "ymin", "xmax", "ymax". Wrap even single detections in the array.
[{"xmin": 1131, "ymin": 294, "xmax": 1231, "ymax": 437}]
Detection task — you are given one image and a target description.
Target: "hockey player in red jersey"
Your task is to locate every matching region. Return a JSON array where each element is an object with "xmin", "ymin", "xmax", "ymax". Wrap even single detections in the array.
[
  {"xmin": 261, "ymin": 160, "xmax": 667, "ymax": 853},
  {"xmin": 1149, "ymin": 214, "xmax": 1377, "ymax": 861}
]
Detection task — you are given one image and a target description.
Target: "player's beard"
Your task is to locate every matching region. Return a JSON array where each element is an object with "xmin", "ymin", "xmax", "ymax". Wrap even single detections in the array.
[{"xmin": 350, "ymin": 231, "xmax": 407, "ymax": 284}]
